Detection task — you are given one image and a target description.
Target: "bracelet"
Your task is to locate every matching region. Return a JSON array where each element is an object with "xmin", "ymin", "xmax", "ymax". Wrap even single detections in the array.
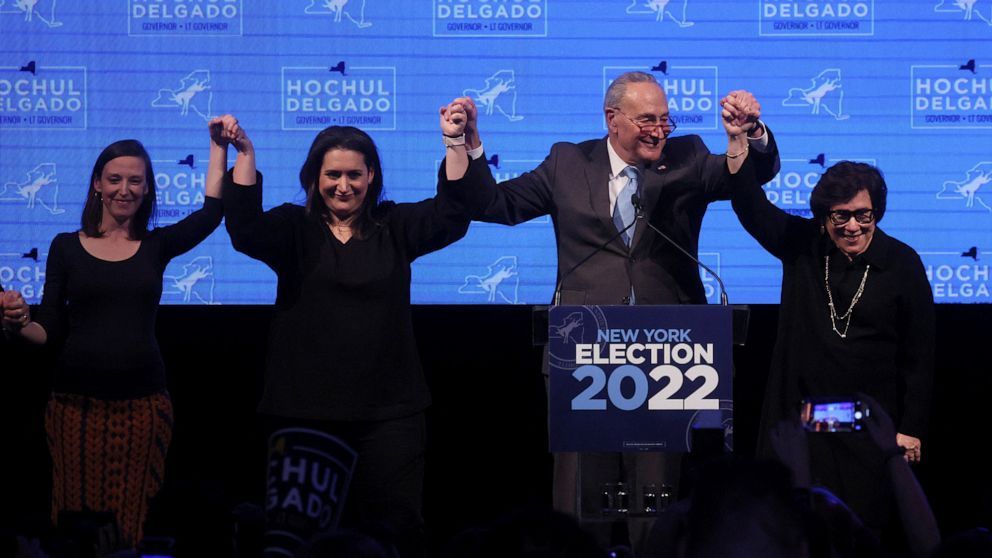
[
  {"xmin": 882, "ymin": 446, "xmax": 906, "ymax": 463},
  {"xmin": 726, "ymin": 145, "xmax": 749, "ymax": 159},
  {"xmin": 443, "ymin": 134, "xmax": 466, "ymax": 147}
]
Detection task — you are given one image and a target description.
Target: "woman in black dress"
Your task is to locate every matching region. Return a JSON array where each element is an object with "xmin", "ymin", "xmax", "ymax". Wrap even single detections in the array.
[{"xmin": 731, "ymin": 159, "xmax": 935, "ymax": 540}]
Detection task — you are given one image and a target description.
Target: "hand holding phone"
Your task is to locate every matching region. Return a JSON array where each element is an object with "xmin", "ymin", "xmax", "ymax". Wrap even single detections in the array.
[{"xmin": 800, "ymin": 397, "xmax": 870, "ymax": 433}]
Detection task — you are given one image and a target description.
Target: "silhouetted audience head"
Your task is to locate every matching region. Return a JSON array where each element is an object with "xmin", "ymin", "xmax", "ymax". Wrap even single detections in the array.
[
  {"xmin": 299, "ymin": 528, "xmax": 399, "ymax": 558},
  {"xmin": 684, "ymin": 455, "xmax": 809, "ymax": 558},
  {"xmin": 438, "ymin": 526, "xmax": 489, "ymax": 558},
  {"xmin": 804, "ymin": 486, "xmax": 884, "ymax": 558},
  {"xmin": 441, "ymin": 507, "xmax": 608, "ymax": 558}
]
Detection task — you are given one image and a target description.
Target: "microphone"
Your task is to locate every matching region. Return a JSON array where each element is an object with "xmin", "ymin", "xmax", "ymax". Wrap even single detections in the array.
[
  {"xmin": 552, "ymin": 208, "xmax": 637, "ymax": 306},
  {"xmin": 632, "ymin": 194, "xmax": 729, "ymax": 306}
]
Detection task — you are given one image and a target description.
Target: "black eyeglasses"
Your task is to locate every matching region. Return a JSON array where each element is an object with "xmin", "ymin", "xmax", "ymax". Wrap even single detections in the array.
[
  {"xmin": 612, "ymin": 108, "xmax": 677, "ymax": 139},
  {"xmin": 827, "ymin": 208, "xmax": 875, "ymax": 225}
]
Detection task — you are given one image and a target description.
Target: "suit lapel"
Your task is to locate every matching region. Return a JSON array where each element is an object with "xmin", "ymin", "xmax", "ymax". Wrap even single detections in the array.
[
  {"xmin": 585, "ymin": 139, "xmax": 616, "ymax": 235},
  {"xmin": 630, "ymin": 151, "xmax": 668, "ymax": 248}
]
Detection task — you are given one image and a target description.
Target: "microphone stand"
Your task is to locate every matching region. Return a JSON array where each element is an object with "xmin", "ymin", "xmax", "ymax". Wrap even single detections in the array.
[
  {"xmin": 536, "ymin": 204, "xmax": 637, "ymax": 346},
  {"xmin": 632, "ymin": 195, "xmax": 729, "ymax": 306},
  {"xmin": 552, "ymin": 216, "xmax": 637, "ymax": 306}
]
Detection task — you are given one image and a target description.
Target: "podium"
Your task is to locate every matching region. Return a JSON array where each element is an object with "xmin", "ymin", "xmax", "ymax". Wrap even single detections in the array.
[
  {"xmin": 547, "ymin": 304, "xmax": 735, "ymax": 453},
  {"xmin": 542, "ymin": 304, "xmax": 738, "ymax": 546}
]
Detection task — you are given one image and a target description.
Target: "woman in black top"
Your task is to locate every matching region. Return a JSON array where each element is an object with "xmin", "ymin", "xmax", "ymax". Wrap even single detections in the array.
[
  {"xmin": 223, "ymin": 101, "xmax": 481, "ymax": 556},
  {"xmin": 1, "ymin": 116, "xmax": 243, "ymax": 547},
  {"xmin": 731, "ymin": 160, "xmax": 935, "ymax": 539}
]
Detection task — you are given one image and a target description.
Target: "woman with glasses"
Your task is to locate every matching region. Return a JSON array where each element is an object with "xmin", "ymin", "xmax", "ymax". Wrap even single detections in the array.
[{"xmin": 731, "ymin": 160, "xmax": 935, "ymax": 545}]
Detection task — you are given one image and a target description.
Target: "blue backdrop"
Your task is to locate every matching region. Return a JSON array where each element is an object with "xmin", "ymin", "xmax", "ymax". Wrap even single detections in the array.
[{"xmin": 2, "ymin": 1, "xmax": 989, "ymax": 305}]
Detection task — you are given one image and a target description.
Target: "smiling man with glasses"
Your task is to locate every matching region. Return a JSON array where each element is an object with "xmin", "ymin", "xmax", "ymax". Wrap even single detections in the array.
[
  {"xmin": 441, "ymin": 71, "xmax": 782, "ymax": 531},
  {"xmin": 453, "ymin": 71, "xmax": 781, "ymax": 309},
  {"xmin": 611, "ymin": 108, "xmax": 678, "ymax": 138}
]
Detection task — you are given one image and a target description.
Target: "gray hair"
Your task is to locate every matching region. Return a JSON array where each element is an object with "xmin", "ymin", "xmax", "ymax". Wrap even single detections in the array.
[{"xmin": 604, "ymin": 71, "xmax": 660, "ymax": 110}]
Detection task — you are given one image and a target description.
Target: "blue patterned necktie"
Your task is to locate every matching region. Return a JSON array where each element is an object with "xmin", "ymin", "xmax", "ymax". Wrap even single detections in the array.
[{"xmin": 613, "ymin": 166, "xmax": 639, "ymax": 246}]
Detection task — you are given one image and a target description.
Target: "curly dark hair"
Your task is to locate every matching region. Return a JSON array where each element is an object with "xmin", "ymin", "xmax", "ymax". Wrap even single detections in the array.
[{"xmin": 810, "ymin": 161, "xmax": 887, "ymax": 224}]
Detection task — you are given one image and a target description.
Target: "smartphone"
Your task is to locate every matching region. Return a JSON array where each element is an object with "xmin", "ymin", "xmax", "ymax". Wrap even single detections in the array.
[{"xmin": 800, "ymin": 397, "xmax": 869, "ymax": 432}]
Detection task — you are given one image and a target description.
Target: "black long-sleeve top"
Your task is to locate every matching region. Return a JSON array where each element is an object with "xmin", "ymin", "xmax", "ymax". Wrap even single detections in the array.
[
  {"xmin": 32, "ymin": 197, "xmax": 223, "ymax": 399},
  {"xmin": 730, "ymin": 166, "xmax": 935, "ymax": 441},
  {"xmin": 223, "ymin": 161, "xmax": 483, "ymax": 421}
]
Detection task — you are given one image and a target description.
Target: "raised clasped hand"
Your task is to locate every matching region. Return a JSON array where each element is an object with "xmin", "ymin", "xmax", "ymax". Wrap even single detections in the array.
[
  {"xmin": 208, "ymin": 114, "xmax": 243, "ymax": 146},
  {"xmin": 720, "ymin": 90, "xmax": 762, "ymax": 137},
  {"xmin": 439, "ymin": 98, "xmax": 469, "ymax": 138}
]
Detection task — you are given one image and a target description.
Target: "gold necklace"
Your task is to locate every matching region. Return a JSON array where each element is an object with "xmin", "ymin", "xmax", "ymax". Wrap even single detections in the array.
[{"xmin": 824, "ymin": 255, "xmax": 870, "ymax": 339}]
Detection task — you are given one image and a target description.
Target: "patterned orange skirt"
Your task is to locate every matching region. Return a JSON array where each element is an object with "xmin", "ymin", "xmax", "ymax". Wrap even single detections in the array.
[{"xmin": 45, "ymin": 392, "xmax": 173, "ymax": 547}]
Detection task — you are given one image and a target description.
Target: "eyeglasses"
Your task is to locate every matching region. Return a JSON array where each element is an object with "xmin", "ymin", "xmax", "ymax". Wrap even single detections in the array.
[
  {"xmin": 827, "ymin": 208, "xmax": 875, "ymax": 225},
  {"xmin": 612, "ymin": 108, "xmax": 677, "ymax": 139}
]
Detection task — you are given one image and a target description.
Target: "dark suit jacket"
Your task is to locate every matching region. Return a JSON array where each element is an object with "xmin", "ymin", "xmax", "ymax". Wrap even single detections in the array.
[{"xmin": 472, "ymin": 132, "xmax": 780, "ymax": 304}]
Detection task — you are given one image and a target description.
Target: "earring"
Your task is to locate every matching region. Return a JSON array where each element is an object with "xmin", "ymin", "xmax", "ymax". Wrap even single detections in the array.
[{"xmin": 819, "ymin": 224, "xmax": 825, "ymax": 235}]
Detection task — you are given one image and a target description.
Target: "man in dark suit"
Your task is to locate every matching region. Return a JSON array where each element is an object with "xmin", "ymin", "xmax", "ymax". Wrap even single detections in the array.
[
  {"xmin": 457, "ymin": 71, "xmax": 779, "ymax": 305},
  {"xmin": 446, "ymin": 71, "xmax": 781, "ymax": 527}
]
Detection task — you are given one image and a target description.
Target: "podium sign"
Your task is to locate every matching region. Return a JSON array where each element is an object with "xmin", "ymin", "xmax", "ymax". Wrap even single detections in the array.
[{"xmin": 548, "ymin": 305, "xmax": 733, "ymax": 453}]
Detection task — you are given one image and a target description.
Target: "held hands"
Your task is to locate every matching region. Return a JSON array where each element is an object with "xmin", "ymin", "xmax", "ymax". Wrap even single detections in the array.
[
  {"xmin": 209, "ymin": 114, "xmax": 252, "ymax": 154},
  {"xmin": 442, "ymin": 96, "xmax": 480, "ymax": 149},
  {"xmin": 1, "ymin": 289, "xmax": 30, "ymax": 331},
  {"xmin": 439, "ymin": 98, "xmax": 470, "ymax": 139},
  {"xmin": 439, "ymin": 98, "xmax": 474, "ymax": 179},
  {"xmin": 720, "ymin": 90, "xmax": 762, "ymax": 138},
  {"xmin": 208, "ymin": 114, "xmax": 240, "ymax": 145}
]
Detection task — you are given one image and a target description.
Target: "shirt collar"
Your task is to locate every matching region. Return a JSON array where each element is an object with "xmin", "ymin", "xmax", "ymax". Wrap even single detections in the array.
[
  {"xmin": 606, "ymin": 138, "xmax": 637, "ymax": 179},
  {"xmin": 821, "ymin": 227, "xmax": 891, "ymax": 271},
  {"xmin": 859, "ymin": 227, "xmax": 891, "ymax": 270}
]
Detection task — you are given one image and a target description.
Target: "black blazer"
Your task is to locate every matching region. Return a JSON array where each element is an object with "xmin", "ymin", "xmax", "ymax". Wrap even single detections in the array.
[{"xmin": 471, "ymin": 132, "xmax": 780, "ymax": 304}]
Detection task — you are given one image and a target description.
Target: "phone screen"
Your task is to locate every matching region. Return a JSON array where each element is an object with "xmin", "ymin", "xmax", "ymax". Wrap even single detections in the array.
[{"xmin": 801, "ymin": 398, "xmax": 867, "ymax": 432}]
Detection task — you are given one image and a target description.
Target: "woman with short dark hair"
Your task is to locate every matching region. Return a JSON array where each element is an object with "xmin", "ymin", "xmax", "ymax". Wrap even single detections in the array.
[
  {"xmin": 731, "ymin": 160, "xmax": 935, "ymax": 546},
  {"xmin": 809, "ymin": 161, "xmax": 888, "ymax": 224}
]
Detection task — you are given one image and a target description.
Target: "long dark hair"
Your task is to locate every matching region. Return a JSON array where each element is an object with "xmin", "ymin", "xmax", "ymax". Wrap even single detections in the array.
[
  {"xmin": 81, "ymin": 139, "xmax": 157, "ymax": 239},
  {"xmin": 810, "ymin": 161, "xmax": 888, "ymax": 224},
  {"xmin": 299, "ymin": 126, "xmax": 386, "ymax": 237}
]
